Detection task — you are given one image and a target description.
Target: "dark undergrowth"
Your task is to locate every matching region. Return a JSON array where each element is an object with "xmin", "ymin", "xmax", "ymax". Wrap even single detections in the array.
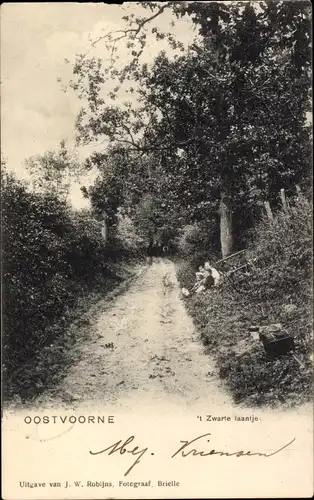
[
  {"xmin": 2, "ymin": 168, "xmax": 144, "ymax": 405},
  {"xmin": 3, "ymin": 265, "xmax": 139, "ymax": 406},
  {"xmin": 177, "ymin": 197, "xmax": 313, "ymax": 408}
]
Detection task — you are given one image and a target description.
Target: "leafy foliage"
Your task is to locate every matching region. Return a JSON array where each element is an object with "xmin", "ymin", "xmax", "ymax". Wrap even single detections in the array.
[
  {"xmin": 84, "ymin": 146, "xmax": 184, "ymax": 248},
  {"xmin": 25, "ymin": 140, "xmax": 84, "ymax": 201},
  {"xmin": 3, "ymin": 1, "xmax": 311, "ymax": 406},
  {"xmin": 2, "ymin": 168, "xmax": 122, "ymax": 399},
  {"xmin": 68, "ymin": 1, "xmax": 311, "ymax": 256},
  {"xmin": 176, "ymin": 222, "xmax": 220, "ymax": 266},
  {"xmin": 176, "ymin": 196, "xmax": 312, "ymax": 407}
]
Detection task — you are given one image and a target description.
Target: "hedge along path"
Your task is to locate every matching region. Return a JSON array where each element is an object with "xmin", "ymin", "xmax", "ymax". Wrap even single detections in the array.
[
  {"xmin": 32, "ymin": 259, "xmax": 232, "ymax": 412},
  {"xmin": 4, "ymin": 263, "xmax": 144, "ymax": 406}
]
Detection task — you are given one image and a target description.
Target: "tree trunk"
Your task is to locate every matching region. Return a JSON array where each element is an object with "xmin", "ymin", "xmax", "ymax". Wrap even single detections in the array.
[
  {"xmin": 219, "ymin": 186, "xmax": 233, "ymax": 258},
  {"xmin": 101, "ymin": 210, "xmax": 108, "ymax": 243},
  {"xmin": 101, "ymin": 222, "xmax": 108, "ymax": 242}
]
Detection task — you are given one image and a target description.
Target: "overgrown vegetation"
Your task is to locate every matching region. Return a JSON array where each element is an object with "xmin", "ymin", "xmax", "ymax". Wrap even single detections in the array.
[
  {"xmin": 2, "ymin": 167, "xmax": 138, "ymax": 402},
  {"xmin": 177, "ymin": 196, "xmax": 312, "ymax": 408},
  {"xmin": 69, "ymin": 1, "xmax": 311, "ymax": 258},
  {"xmin": 2, "ymin": 1, "xmax": 312, "ymax": 408}
]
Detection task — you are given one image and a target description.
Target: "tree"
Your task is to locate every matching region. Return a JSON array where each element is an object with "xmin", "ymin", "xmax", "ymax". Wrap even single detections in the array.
[
  {"xmin": 135, "ymin": 12, "xmax": 311, "ymax": 253},
  {"xmin": 84, "ymin": 144, "xmax": 182, "ymax": 248},
  {"xmin": 25, "ymin": 140, "xmax": 84, "ymax": 201},
  {"xmin": 68, "ymin": 1, "xmax": 311, "ymax": 257}
]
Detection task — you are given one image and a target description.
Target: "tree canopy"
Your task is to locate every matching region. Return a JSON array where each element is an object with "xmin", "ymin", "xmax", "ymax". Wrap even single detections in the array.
[{"xmin": 68, "ymin": 0, "xmax": 311, "ymax": 256}]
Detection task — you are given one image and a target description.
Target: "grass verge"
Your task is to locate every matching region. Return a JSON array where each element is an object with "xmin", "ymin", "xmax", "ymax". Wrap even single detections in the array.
[{"xmin": 176, "ymin": 198, "xmax": 312, "ymax": 408}]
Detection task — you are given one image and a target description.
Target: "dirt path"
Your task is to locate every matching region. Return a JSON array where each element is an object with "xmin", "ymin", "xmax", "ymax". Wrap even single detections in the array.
[{"xmin": 35, "ymin": 259, "xmax": 232, "ymax": 412}]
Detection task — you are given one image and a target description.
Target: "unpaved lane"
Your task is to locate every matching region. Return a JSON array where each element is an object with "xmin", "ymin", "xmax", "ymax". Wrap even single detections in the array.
[{"xmin": 36, "ymin": 260, "xmax": 231, "ymax": 411}]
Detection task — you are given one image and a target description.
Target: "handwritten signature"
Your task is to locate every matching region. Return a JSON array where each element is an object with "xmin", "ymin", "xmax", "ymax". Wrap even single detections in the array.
[{"xmin": 89, "ymin": 433, "xmax": 296, "ymax": 476}]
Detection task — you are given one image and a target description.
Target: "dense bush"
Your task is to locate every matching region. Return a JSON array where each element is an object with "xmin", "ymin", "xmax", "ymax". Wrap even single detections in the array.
[
  {"xmin": 176, "ymin": 221, "xmax": 220, "ymax": 267},
  {"xmin": 175, "ymin": 259, "xmax": 198, "ymax": 291},
  {"xmin": 242, "ymin": 196, "xmax": 312, "ymax": 306},
  {"xmin": 177, "ymin": 196, "xmax": 313, "ymax": 408},
  {"xmin": 114, "ymin": 211, "xmax": 146, "ymax": 257},
  {"xmin": 2, "ymin": 170, "xmax": 123, "ymax": 395}
]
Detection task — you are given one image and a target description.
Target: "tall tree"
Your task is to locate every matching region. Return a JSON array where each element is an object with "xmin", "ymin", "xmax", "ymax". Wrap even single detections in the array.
[
  {"xmin": 69, "ymin": 1, "xmax": 311, "ymax": 256},
  {"xmin": 25, "ymin": 140, "xmax": 84, "ymax": 202},
  {"xmin": 84, "ymin": 144, "xmax": 182, "ymax": 246}
]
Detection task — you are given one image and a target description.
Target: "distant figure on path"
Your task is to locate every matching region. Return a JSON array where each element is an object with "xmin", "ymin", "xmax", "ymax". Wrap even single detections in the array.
[{"xmin": 147, "ymin": 240, "xmax": 154, "ymax": 265}]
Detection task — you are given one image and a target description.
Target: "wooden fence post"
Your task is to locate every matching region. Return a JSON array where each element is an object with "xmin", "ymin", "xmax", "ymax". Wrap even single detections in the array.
[
  {"xmin": 280, "ymin": 188, "xmax": 288, "ymax": 212},
  {"xmin": 264, "ymin": 201, "xmax": 274, "ymax": 221}
]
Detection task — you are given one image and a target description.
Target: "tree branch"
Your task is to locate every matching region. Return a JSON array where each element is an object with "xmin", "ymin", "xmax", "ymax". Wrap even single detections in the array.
[{"xmin": 90, "ymin": 2, "xmax": 172, "ymax": 49}]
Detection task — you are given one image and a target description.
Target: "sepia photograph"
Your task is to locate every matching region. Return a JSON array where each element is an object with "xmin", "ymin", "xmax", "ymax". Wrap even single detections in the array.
[{"xmin": 1, "ymin": 1, "xmax": 313, "ymax": 498}]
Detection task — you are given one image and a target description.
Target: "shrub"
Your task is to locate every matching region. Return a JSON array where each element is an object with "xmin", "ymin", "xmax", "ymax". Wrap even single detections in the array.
[
  {"xmin": 176, "ymin": 260, "xmax": 197, "ymax": 290},
  {"xmin": 242, "ymin": 196, "xmax": 312, "ymax": 306},
  {"xmin": 114, "ymin": 211, "xmax": 146, "ymax": 257},
  {"xmin": 176, "ymin": 221, "xmax": 220, "ymax": 266},
  {"xmin": 177, "ymin": 196, "xmax": 313, "ymax": 408},
  {"xmin": 1, "ymin": 169, "xmax": 120, "ymax": 396}
]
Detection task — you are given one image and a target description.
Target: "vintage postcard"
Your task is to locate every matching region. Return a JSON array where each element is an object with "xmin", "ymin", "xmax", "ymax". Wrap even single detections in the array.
[{"xmin": 1, "ymin": 1, "xmax": 313, "ymax": 499}]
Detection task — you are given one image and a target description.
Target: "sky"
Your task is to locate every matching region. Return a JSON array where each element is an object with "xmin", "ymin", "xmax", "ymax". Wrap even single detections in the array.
[{"xmin": 1, "ymin": 2, "xmax": 195, "ymax": 208}]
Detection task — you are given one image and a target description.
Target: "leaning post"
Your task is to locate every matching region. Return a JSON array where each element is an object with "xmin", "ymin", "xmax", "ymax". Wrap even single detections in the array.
[{"xmin": 264, "ymin": 201, "xmax": 274, "ymax": 221}]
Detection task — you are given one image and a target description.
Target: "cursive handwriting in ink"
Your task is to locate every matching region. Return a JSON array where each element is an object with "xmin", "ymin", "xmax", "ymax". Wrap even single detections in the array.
[
  {"xmin": 90, "ymin": 435, "xmax": 148, "ymax": 476},
  {"xmin": 171, "ymin": 433, "xmax": 296, "ymax": 459}
]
